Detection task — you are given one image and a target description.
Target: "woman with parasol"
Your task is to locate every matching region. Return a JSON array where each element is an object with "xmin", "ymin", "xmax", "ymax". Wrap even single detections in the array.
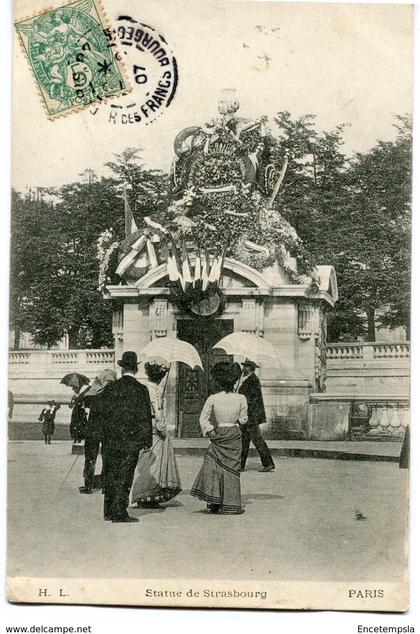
[
  {"xmin": 60, "ymin": 373, "xmax": 90, "ymax": 444},
  {"xmin": 131, "ymin": 362, "xmax": 181, "ymax": 508},
  {"xmin": 130, "ymin": 335, "xmax": 202, "ymax": 508}
]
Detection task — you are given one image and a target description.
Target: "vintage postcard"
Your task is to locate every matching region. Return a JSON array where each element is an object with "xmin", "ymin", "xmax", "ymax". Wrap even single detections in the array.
[{"xmin": 7, "ymin": 0, "xmax": 412, "ymax": 611}]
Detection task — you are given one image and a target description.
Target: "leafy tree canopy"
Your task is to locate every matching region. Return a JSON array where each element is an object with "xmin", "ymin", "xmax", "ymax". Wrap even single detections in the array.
[
  {"xmin": 270, "ymin": 112, "xmax": 411, "ymax": 341},
  {"xmin": 10, "ymin": 153, "xmax": 168, "ymax": 348}
]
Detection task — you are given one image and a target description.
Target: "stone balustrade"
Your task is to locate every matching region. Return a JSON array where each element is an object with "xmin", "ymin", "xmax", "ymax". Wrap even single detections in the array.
[
  {"xmin": 372, "ymin": 343, "xmax": 410, "ymax": 358},
  {"xmin": 327, "ymin": 341, "xmax": 410, "ymax": 362},
  {"xmin": 308, "ymin": 393, "xmax": 409, "ymax": 441},
  {"xmin": 327, "ymin": 343, "xmax": 364, "ymax": 360},
  {"xmin": 9, "ymin": 351, "xmax": 31, "ymax": 365},
  {"xmin": 8, "ymin": 344, "xmax": 411, "ymax": 438},
  {"xmin": 9, "ymin": 342, "xmax": 409, "ymax": 375},
  {"xmin": 366, "ymin": 402, "xmax": 410, "ymax": 437},
  {"xmin": 9, "ymin": 349, "xmax": 115, "ymax": 379},
  {"xmin": 9, "ymin": 349, "xmax": 117, "ymax": 424},
  {"xmin": 325, "ymin": 341, "xmax": 410, "ymax": 397}
]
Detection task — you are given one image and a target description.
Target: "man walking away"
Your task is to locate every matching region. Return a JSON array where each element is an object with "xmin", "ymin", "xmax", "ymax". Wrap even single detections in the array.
[
  {"xmin": 102, "ymin": 351, "xmax": 153, "ymax": 523},
  {"xmin": 238, "ymin": 360, "xmax": 275, "ymax": 472},
  {"xmin": 79, "ymin": 369, "xmax": 117, "ymax": 494}
]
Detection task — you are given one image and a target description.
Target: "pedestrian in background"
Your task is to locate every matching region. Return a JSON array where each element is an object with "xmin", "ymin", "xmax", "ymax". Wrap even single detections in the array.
[
  {"xmin": 38, "ymin": 400, "xmax": 60, "ymax": 444},
  {"xmin": 8, "ymin": 390, "xmax": 14, "ymax": 421},
  {"xmin": 191, "ymin": 362, "xmax": 247, "ymax": 515},
  {"xmin": 80, "ymin": 369, "xmax": 117, "ymax": 494},
  {"xmin": 102, "ymin": 351, "xmax": 153, "ymax": 523},
  {"xmin": 69, "ymin": 384, "xmax": 89, "ymax": 444},
  {"xmin": 238, "ymin": 359, "xmax": 275, "ymax": 472},
  {"xmin": 131, "ymin": 362, "xmax": 181, "ymax": 508},
  {"xmin": 399, "ymin": 425, "xmax": 410, "ymax": 469}
]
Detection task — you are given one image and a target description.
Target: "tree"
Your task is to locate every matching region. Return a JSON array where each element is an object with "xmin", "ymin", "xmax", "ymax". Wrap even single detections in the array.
[
  {"xmin": 332, "ymin": 116, "xmax": 411, "ymax": 340},
  {"xmin": 9, "ymin": 190, "xmax": 63, "ymax": 348},
  {"xmin": 106, "ymin": 148, "xmax": 169, "ymax": 225},
  {"xmin": 10, "ymin": 148, "xmax": 169, "ymax": 349},
  {"xmin": 10, "ymin": 178, "xmax": 123, "ymax": 348},
  {"xmin": 41, "ymin": 175, "xmax": 124, "ymax": 348},
  {"xmin": 269, "ymin": 112, "xmax": 351, "ymax": 277},
  {"xmin": 270, "ymin": 112, "xmax": 411, "ymax": 341}
]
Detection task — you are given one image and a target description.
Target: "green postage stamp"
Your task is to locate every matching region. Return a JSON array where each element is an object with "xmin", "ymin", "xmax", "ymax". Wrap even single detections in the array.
[{"xmin": 15, "ymin": 0, "xmax": 130, "ymax": 119}]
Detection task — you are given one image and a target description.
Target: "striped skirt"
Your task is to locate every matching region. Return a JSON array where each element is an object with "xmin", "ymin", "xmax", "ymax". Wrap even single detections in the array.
[{"xmin": 190, "ymin": 426, "xmax": 243, "ymax": 515}]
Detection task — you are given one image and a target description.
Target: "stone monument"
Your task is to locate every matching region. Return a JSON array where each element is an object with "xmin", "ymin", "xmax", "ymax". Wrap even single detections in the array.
[{"xmin": 101, "ymin": 92, "xmax": 338, "ymax": 439}]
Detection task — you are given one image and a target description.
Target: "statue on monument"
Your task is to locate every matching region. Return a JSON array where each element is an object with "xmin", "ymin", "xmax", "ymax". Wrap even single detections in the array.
[
  {"xmin": 170, "ymin": 88, "xmax": 279, "ymax": 200},
  {"xmin": 98, "ymin": 90, "xmax": 317, "ymax": 311}
]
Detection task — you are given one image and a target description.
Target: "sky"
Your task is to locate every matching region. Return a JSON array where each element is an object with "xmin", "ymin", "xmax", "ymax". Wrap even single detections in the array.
[{"xmin": 12, "ymin": 0, "xmax": 413, "ymax": 191}]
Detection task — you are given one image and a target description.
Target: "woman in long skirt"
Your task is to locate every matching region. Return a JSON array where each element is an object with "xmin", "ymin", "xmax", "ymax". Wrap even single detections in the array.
[
  {"xmin": 190, "ymin": 362, "xmax": 248, "ymax": 515},
  {"xmin": 69, "ymin": 386, "xmax": 89, "ymax": 444},
  {"xmin": 131, "ymin": 363, "xmax": 181, "ymax": 508}
]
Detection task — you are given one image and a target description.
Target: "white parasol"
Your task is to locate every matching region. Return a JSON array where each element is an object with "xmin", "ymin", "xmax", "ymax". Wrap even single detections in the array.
[
  {"xmin": 212, "ymin": 332, "xmax": 282, "ymax": 368},
  {"xmin": 139, "ymin": 337, "xmax": 203, "ymax": 370},
  {"xmin": 212, "ymin": 332, "xmax": 310, "ymax": 382}
]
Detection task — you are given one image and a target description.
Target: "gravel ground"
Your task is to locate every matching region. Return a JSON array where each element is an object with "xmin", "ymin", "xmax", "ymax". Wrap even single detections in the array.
[{"xmin": 7, "ymin": 441, "xmax": 408, "ymax": 583}]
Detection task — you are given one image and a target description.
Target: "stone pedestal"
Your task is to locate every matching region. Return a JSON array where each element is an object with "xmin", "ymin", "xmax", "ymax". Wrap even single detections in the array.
[{"xmin": 308, "ymin": 399, "xmax": 350, "ymax": 440}]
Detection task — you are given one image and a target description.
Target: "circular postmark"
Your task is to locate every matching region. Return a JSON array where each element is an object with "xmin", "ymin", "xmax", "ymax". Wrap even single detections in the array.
[{"xmin": 90, "ymin": 15, "xmax": 178, "ymax": 124}]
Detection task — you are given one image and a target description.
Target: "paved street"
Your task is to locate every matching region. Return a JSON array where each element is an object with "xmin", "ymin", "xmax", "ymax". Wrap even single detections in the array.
[{"xmin": 8, "ymin": 441, "xmax": 408, "ymax": 583}]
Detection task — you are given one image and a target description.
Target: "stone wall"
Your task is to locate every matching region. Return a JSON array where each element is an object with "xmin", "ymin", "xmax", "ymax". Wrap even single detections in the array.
[
  {"xmin": 304, "ymin": 342, "xmax": 410, "ymax": 441},
  {"xmin": 308, "ymin": 394, "xmax": 409, "ymax": 441},
  {"xmin": 8, "ymin": 349, "xmax": 115, "ymax": 424},
  {"xmin": 8, "ymin": 341, "xmax": 411, "ymax": 441},
  {"xmin": 325, "ymin": 342, "xmax": 410, "ymax": 396}
]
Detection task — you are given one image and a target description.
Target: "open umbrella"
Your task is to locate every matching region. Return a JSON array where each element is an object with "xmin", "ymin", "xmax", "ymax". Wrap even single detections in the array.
[
  {"xmin": 213, "ymin": 332, "xmax": 309, "ymax": 383},
  {"xmin": 212, "ymin": 332, "xmax": 282, "ymax": 368},
  {"xmin": 140, "ymin": 337, "xmax": 203, "ymax": 370},
  {"xmin": 140, "ymin": 337, "xmax": 203, "ymax": 398},
  {"xmin": 60, "ymin": 372, "xmax": 90, "ymax": 390}
]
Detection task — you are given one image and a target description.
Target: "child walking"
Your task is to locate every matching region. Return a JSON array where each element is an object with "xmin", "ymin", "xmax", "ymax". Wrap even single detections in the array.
[{"xmin": 39, "ymin": 400, "xmax": 60, "ymax": 444}]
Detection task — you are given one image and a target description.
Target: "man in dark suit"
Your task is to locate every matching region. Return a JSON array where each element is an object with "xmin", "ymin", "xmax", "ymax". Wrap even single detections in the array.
[
  {"xmin": 238, "ymin": 360, "xmax": 275, "ymax": 472},
  {"xmin": 79, "ymin": 369, "xmax": 117, "ymax": 494},
  {"xmin": 102, "ymin": 351, "xmax": 153, "ymax": 522}
]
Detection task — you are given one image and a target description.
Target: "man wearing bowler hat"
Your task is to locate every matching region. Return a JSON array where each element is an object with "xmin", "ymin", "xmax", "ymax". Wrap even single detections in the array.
[
  {"xmin": 238, "ymin": 359, "xmax": 275, "ymax": 472},
  {"xmin": 102, "ymin": 351, "xmax": 153, "ymax": 522}
]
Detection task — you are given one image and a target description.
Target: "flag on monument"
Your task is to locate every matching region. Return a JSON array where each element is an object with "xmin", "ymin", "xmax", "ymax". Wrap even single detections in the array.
[
  {"xmin": 124, "ymin": 184, "xmax": 138, "ymax": 236},
  {"xmin": 181, "ymin": 242, "xmax": 193, "ymax": 290},
  {"xmin": 208, "ymin": 248, "xmax": 226, "ymax": 287},
  {"xmin": 201, "ymin": 250, "xmax": 211, "ymax": 291},
  {"xmin": 146, "ymin": 239, "xmax": 159, "ymax": 268},
  {"xmin": 115, "ymin": 235, "xmax": 147, "ymax": 276},
  {"xmin": 193, "ymin": 250, "xmax": 202, "ymax": 290},
  {"xmin": 167, "ymin": 241, "xmax": 183, "ymax": 289}
]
